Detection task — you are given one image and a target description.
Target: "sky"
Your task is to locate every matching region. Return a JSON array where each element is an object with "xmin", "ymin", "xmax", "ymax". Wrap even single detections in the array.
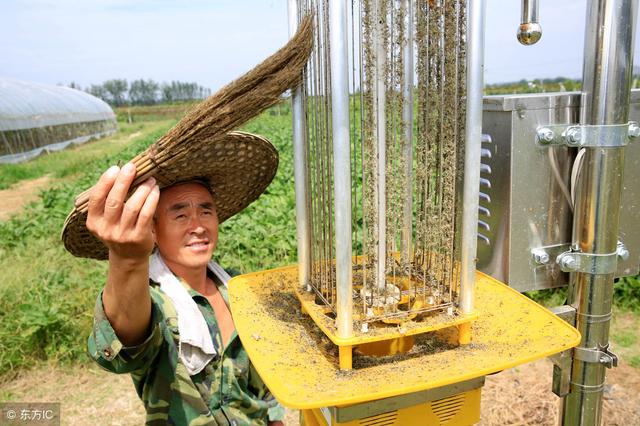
[{"xmin": 1, "ymin": 0, "xmax": 639, "ymax": 90}]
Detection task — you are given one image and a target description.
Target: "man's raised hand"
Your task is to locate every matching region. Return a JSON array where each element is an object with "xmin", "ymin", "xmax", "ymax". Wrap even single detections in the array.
[{"xmin": 86, "ymin": 163, "xmax": 160, "ymax": 262}]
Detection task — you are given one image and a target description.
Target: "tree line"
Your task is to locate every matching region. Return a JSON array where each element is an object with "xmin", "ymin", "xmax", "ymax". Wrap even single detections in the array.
[{"xmin": 67, "ymin": 79, "xmax": 212, "ymax": 106}]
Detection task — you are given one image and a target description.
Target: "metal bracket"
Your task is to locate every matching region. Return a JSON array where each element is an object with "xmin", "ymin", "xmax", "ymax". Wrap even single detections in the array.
[
  {"xmin": 573, "ymin": 344, "xmax": 618, "ymax": 369},
  {"xmin": 556, "ymin": 250, "xmax": 618, "ymax": 274},
  {"xmin": 548, "ymin": 305, "xmax": 576, "ymax": 397},
  {"xmin": 550, "ymin": 349, "xmax": 573, "ymax": 397},
  {"xmin": 550, "ymin": 305, "xmax": 576, "ymax": 325},
  {"xmin": 536, "ymin": 122, "xmax": 639, "ymax": 148}
]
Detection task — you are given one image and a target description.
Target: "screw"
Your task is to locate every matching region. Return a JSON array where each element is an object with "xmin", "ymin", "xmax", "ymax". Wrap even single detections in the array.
[
  {"xmin": 565, "ymin": 127, "xmax": 582, "ymax": 146},
  {"xmin": 628, "ymin": 123, "xmax": 640, "ymax": 139},
  {"xmin": 532, "ymin": 249, "xmax": 550, "ymax": 265},
  {"xmin": 537, "ymin": 128, "xmax": 555, "ymax": 144}
]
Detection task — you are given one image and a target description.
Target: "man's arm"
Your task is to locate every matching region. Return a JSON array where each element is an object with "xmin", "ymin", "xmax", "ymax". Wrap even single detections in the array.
[{"xmin": 86, "ymin": 163, "xmax": 159, "ymax": 346}]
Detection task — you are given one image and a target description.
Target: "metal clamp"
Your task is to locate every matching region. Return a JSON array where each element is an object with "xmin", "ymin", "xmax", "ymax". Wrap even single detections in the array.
[
  {"xmin": 555, "ymin": 240, "xmax": 629, "ymax": 273},
  {"xmin": 536, "ymin": 122, "xmax": 639, "ymax": 148},
  {"xmin": 556, "ymin": 250, "xmax": 618, "ymax": 274},
  {"xmin": 573, "ymin": 344, "xmax": 618, "ymax": 369}
]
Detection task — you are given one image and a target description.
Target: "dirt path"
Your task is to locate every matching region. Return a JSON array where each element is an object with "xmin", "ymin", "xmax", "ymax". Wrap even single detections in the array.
[
  {"xmin": 0, "ymin": 124, "xmax": 152, "ymax": 222},
  {"xmin": 1, "ymin": 359, "xmax": 637, "ymax": 425},
  {"xmin": 0, "ymin": 175, "xmax": 52, "ymax": 221},
  {"xmin": 480, "ymin": 359, "xmax": 639, "ymax": 425}
]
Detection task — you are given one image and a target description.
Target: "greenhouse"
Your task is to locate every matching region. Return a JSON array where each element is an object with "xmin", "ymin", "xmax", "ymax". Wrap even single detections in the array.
[{"xmin": 0, "ymin": 79, "xmax": 117, "ymax": 163}]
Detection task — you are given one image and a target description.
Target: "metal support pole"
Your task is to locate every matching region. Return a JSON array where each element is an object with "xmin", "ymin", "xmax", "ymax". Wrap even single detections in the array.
[
  {"xmin": 459, "ymin": 0, "xmax": 486, "ymax": 315},
  {"xmin": 401, "ymin": 0, "xmax": 414, "ymax": 264},
  {"xmin": 329, "ymin": 0, "xmax": 353, "ymax": 339},
  {"xmin": 374, "ymin": 0, "xmax": 387, "ymax": 291},
  {"xmin": 288, "ymin": 0, "xmax": 311, "ymax": 291},
  {"xmin": 561, "ymin": 0, "xmax": 637, "ymax": 424}
]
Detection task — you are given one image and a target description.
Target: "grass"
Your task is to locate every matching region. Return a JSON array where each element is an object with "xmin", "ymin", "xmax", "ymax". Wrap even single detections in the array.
[
  {"xmin": 610, "ymin": 310, "xmax": 640, "ymax": 368},
  {"xmin": 0, "ymin": 106, "xmax": 298, "ymax": 379},
  {"xmin": 0, "ymin": 122, "xmax": 174, "ymax": 378}
]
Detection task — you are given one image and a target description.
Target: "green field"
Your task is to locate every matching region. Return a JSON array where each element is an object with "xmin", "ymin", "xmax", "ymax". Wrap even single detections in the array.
[
  {"xmin": 0, "ymin": 105, "xmax": 297, "ymax": 378},
  {"xmin": 0, "ymin": 101, "xmax": 638, "ymax": 381}
]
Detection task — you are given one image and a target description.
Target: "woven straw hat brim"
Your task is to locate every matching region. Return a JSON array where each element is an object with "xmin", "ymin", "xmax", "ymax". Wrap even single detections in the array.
[{"xmin": 62, "ymin": 131, "xmax": 278, "ymax": 260}]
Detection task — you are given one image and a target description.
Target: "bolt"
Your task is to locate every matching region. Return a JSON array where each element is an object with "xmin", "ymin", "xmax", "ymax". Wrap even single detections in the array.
[
  {"xmin": 629, "ymin": 123, "xmax": 640, "ymax": 139},
  {"xmin": 532, "ymin": 249, "xmax": 550, "ymax": 265},
  {"xmin": 617, "ymin": 242, "xmax": 630, "ymax": 261},
  {"xmin": 565, "ymin": 127, "xmax": 583, "ymax": 146},
  {"xmin": 537, "ymin": 127, "xmax": 555, "ymax": 144},
  {"xmin": 558, "ymin": 254, "xmax": 578, "ymax": 271}
]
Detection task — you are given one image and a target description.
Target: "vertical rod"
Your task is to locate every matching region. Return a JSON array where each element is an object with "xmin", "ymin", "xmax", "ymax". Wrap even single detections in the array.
[
  {"xmin": 401, "ymin": 0, "xmax": 414, "ymax": 264},
  {"xmin": 459, "ymin": 0, "xmax": 486, "ymax": 315},
  {"xmin": 288, "ymin": 0, "xmax": 311, "ymax": 291},
  {"xmin": 561, "ymin": 0, "xmax": 637, "ymax": 424},
  {"xmin": 329, "ymin": 0, "xmax": 353, "ymax": 339},
  {"xmin": 374, "ymin": 0, "xmax": 387, "ymax": 290},
  {"xmin": 520, "ymin": 0, "xmax": 539, "ymax": 23}
]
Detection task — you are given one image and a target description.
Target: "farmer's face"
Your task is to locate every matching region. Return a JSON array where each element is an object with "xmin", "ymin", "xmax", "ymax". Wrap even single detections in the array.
[{"xmin": 153, "ymin": 182, "xmax": 218, "ymax": 271}]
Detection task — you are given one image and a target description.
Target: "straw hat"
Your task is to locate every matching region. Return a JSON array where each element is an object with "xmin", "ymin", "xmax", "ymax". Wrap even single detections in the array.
[
  {"xmin": 61, "ymin": 15, "xmax": 313, "ymax": 260},
  {"xmin": 62, "ymin": 131, "xmax": 278, "ymax": 260}
]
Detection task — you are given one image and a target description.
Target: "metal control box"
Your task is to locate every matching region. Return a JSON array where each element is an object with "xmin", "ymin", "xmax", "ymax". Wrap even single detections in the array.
[{"xmin": 478, "ymin": 91, "xmax": 640, "ymax": 292}]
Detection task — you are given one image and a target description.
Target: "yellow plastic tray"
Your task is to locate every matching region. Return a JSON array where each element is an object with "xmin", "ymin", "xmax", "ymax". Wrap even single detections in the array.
[
  {"xmin": 293, "ymin": 283, "xmax": 479, "ymax": 347},
  {"xmin": 228, "ymin": 265, "xmax": 580, "ymax": 409}
]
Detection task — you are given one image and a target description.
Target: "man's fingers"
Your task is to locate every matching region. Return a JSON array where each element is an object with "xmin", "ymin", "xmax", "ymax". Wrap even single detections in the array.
[
  {"xmin": 121, "ymin": 177, "xmax": 156, "ymax": 228},
  {"xmin": 136, "ymin": 184, "xmax": 160, "ymax": 231},
  {"xmin": 103, "ymin": 163, "xmax": 137, "ymax": 222},
  {"xmin": 87, "ymin": 165, "xmax": 120, "ymax": 219}
]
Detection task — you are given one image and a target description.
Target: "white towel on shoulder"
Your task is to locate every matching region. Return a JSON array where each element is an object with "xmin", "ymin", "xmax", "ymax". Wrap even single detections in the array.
[{"xmin": 149, "ymin": 252, "xmax": 231, "ymax": 375}]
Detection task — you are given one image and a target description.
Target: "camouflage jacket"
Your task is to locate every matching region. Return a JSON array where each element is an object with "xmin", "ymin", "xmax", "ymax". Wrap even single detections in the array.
[{"xmin": 87, "ymin": 275, "xmax": 284, "ymax": 425}]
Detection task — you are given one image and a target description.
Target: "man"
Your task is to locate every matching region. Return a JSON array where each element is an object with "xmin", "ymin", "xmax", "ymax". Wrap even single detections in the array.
[
  {"xmin": 81, "ymin": 158, "xmax": 284, "ymax": 425},
  {"xmin": 61, "ymin": 18, "xmax": 313, "ymax": 423}
]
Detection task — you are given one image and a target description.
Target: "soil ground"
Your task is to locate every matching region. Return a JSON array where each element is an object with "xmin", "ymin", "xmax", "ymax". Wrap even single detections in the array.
[
  {"xmin": 1, "ymin": 358, "xmax": 638, "ymax": 425},
  {"xmin": 0, "ymin": 128, "xmax": 144, "ymax": 221},
  {"xmin": 0, "ymin": 175, "xmax": 52, "ymax": 220}
]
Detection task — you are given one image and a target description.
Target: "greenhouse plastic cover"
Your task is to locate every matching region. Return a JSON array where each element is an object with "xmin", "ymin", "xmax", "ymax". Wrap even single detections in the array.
[{"xmin": 0, "ymin": 78, "xmax": 115, "ymax": 131}]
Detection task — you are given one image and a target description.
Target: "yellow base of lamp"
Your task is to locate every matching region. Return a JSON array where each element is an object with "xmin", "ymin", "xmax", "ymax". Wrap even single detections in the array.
[
  {"xmin": 301, "ymin": 386, "xmax": 481, "ymax": 426},
  {"xmin": 228, "ymin": 265, "xmax": 579, "ymax": 416}
]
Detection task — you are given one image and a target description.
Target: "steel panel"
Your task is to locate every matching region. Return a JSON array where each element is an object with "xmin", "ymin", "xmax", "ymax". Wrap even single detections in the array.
[{"xmin": 478, "ymin": 91, "xmax": 640, "ymax": 292}]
